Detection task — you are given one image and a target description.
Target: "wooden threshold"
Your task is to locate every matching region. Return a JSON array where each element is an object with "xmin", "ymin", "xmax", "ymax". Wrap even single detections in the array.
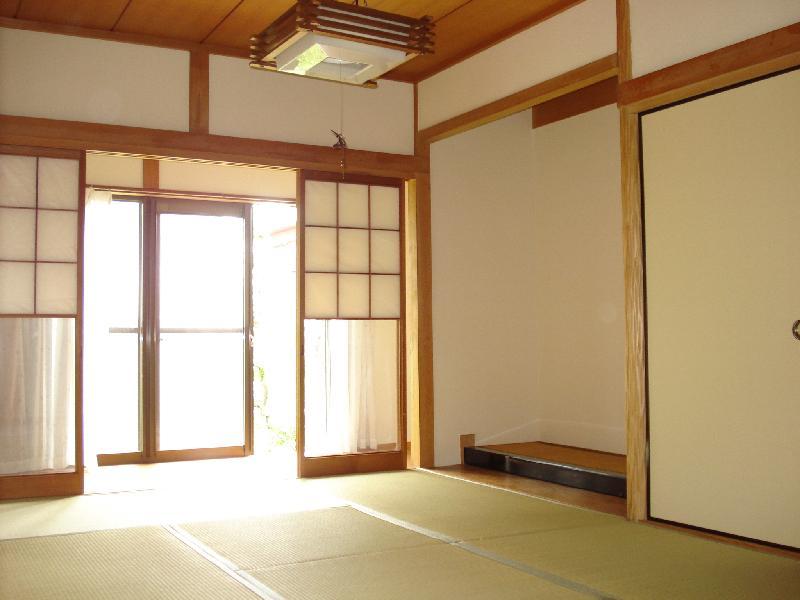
[
  {"xmin": 299, "ymin": 451, "xmax": 406, "ymax": 478},
  {"xmin": 96, "ymin": 446, "xmax": 245, "ymax": 467},
  {"xmin": 0, "ymin": 471, "xmax": 83, "ymax": 500}
]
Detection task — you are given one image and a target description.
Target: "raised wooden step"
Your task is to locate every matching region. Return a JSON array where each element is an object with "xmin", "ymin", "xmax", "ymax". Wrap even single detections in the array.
[{"xmin": 464, "ymin": 442, "xmax": 626, "ymax": 498}]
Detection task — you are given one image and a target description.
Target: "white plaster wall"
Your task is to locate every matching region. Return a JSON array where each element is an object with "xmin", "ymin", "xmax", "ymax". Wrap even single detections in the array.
[
  {"xmin": 0, "ymin": 28, "xmax": 189, "ymax": 131},
  {"xmin": 159, "ymin": 160, "xmax": 296, "ymax": 199},
  {"xmin": 430, "ymin": 111, "xmax": 539, "ymax": 467},
  {"xmin": 417, "ymin": 0, "xmax": 616, "ymax": 130},
  {"xmin": 86, "ymin": 154, "xmax": 144, "ymax": 188},
  {"xmin": 209, "ymin": 56, "xmax": 414, "ymax": 155},
  {"xmin": 530, "ymin": 105, "xmax": 625, "ymax": 454},
  {"xmin": 629, "ymin": 0, "xmax": 800, "ymax": 78}
]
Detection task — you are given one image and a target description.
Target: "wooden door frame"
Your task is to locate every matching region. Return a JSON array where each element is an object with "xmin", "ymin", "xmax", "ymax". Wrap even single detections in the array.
[
  {"xmin": 296, "ymin": 170, "xmax": 408, "ymax": 478},
  {"xmin": 95, "ymin": 195, "xmax": 253, "ymax": 466},
  {"xmin": 0, "ymin": 145, "xmax": 86, "ymax": 500}
]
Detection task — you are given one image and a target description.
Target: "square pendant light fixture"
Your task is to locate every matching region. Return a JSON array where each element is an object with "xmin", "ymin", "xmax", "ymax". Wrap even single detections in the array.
[{"xmin": 249, "ymin": 0, "xmax": 434, "ymax": 87}]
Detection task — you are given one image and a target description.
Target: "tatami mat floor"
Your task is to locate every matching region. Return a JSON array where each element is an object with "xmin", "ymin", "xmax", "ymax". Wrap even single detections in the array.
[{"xmin": 2, "ymin": 469, "xmax": 799, "ymax": 599}]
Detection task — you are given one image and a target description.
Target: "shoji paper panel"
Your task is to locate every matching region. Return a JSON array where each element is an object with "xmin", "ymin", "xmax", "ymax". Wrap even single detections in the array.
[
  {"xmin": 0, "ymin": 153, "xmax": 80, "ymax": 316},
  {"xmin": 38, "ymin": 159, "xmax": 79, "ymax": 209},
  {"xmin": 0, "ymin": 263, "xmax": 35, "ymax": 313},
  {"xmin": 304, "ymin": 179, "xmax": 401, "ymax": 319},
  {"xmin": 0, "ymin": 155, "xmax": 36, "ymax": 207},
  {"xmin": 0, "ymin": 208, "xmax": 36, "ymax": 260}
]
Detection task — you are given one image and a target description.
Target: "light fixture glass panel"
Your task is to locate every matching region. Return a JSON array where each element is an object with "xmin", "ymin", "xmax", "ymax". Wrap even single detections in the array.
[
  {"xmin": 338, "ymin": 183, "xmax": 368, "ymax": 228},
  {"xmin": 37, "ymin": 263, "xmax": 77, "ymax": 314},
  {"xmin": 0, "ymin": 262, "xmax": 35, "ymax": 313},
  {"xmin": 305, "ymin": 226, "xmax": 337, "ymax": 273},
  {"xmin": 370, "ymin": 230, "xmax": 400, "ymax": 274},
  {"xmin": 371, "ymin": 275, "xmax": 400, "ymax": 318},
  {"xmin": 338, "ymin": 228, "xmax": 369, "ymax": 273},
  {"xmin": 305, "ymin": 180, "xmax": 337, "ymax": 226},
  {"xmin": 305, "ymin": 273, "xmax": 337, "ymax": 318},
  {"xmin": 0, "ymin": 208, "xmax": 36, "ymax": 261},
  {"xmin": 37, "ymin": 210, "xmax": 78, "ymax": 262},
  {"xmin": 38, "ymin": 158, "xmax": 79, "ymax": 210},
  {"xmin": 0, "ymin": 154, "xmax": 36, "ymax": 207},
  {"xmin": 338, "ymin": 274, "xmax": 369, "ymax": 318},
  {"xmin": 370, "ymin": 185, "xmax": 400, "ymax": 230}
]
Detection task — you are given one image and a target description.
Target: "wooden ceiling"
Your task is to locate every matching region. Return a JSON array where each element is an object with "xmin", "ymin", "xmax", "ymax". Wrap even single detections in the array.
[{"xmin": 0, "ymin": 0, "xmax": 581, "ymax": 82}]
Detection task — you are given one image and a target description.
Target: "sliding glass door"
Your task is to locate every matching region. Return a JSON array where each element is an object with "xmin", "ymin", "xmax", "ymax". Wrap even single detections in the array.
[
  {"xmin": 90, "ymin": 198, "xmax": 252, "ymax": 465},
  {"xmin": 156, "ymin": 202, "xmax": 249, "ymax": 456}
]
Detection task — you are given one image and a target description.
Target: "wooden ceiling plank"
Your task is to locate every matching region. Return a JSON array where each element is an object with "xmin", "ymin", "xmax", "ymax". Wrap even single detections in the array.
[
  {"xmin": 200, "ymin": 0, "xmax": 244, "ymax": 43},
  {"xmin": 114, "ymin": 0, "xmax": 244, "ymax": 43},
  {"xmin": 0, "ymin": 15, "xmax": 250, "ymax": 59},
  {"xmin": 203, "ymin": 0, "xmax": 291, "ymax": 48},
  {"xmin": 16, "ymin": 0, "xmax": 131, "ymax": 30}
]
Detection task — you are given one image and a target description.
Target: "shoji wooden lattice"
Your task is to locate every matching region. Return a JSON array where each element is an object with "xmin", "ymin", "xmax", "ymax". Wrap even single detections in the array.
[
  {"xmin": 303, "ymin": 178, "xmax": 401, "ymax": 319},
  {"xmin": 0, "ymin": 154, "xmax": 80, "ymax": 316}
]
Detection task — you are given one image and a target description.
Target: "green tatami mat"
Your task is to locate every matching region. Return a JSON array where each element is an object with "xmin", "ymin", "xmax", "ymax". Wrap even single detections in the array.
[
  {"xmin": 472, "ymin": 522, "xmax": 800, "ymax": 600},
  {"xmin": 250, "ymin": 543, "xmax": 589, "ymax": 600},
  {"xmin": 0, "ymin": 527, "xmax": 256, "ymax": 600},
  {"xmin": 304, "ymin": 470, "xmax": 619, "ymax": 540},
  {"xmin": 182, "ymin": 506, "xmax": 438, "ymax": 569}
]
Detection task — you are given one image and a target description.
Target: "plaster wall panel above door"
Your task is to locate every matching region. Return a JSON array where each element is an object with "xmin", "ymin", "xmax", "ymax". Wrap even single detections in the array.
[{"xmin": 642, "ymin": 68, "xmax": 800, "ymax": 548}]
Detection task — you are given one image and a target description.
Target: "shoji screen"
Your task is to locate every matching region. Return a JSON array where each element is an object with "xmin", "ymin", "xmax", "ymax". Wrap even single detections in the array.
[
  {"xmin": 0, "ymin": 149, "xmax": 83, "ymax": 489},
  {"xmin": 304, "ymin": 179, "xmax": 401, "ymax": 319},
  {"xmin": 299, "ymin": 172, "xmax": 405, "ymax": 474},
  {"xmin": 642, "ymin": 68, "xmax": 800, "ymax": 548},
  {"xmin": 0, "ymin": 154, "xmax": 80, "ymax": 315}
]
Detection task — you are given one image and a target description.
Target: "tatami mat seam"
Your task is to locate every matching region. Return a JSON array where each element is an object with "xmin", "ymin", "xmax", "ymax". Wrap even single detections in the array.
[
  {"xmin": 345, "ymin": 501, "xmax": 618, "ymax": 599},
  {"xmin": 163, "ymin": 524, "xmax": 285, "ymax": 600}
]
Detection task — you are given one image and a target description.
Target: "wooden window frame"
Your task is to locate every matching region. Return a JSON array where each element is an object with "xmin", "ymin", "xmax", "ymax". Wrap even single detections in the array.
[
  {"xmin": 95, "ymin": 196, "xmax": 254, "ymax": 466},
  {"xmin": 297, "ymin": 170, "xmax": 407, "ymax": 478},
  {"xmin": 0, "ymin": 145, "xmax": 85, "ymax": 500}
]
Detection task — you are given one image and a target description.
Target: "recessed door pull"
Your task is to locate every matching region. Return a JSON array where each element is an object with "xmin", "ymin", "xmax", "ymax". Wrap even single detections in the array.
[{"xmin": 793, "ymin": 320, "xmax": 800, "ymax": 341}]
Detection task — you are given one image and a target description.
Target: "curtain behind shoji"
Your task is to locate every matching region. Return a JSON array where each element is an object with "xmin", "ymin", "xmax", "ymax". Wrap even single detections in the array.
[{"xmin": 0, "ymin": 319, "xmax": 75, "ymax": 474}]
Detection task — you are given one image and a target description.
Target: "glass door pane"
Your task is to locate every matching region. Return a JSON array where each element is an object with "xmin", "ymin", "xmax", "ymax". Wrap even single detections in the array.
[
  {"xmin": 158, "ymin": 212, "xmax": 246, "ymax": 451},
  {"xmin": 86, "ymin": 200, "xmax": 141, "ymax": 456}
]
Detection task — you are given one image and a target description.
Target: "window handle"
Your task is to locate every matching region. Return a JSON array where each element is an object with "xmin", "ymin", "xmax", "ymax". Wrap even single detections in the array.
[{"xmin": 793, "ymin": 320, "xmax": 800, "ymax": 342}]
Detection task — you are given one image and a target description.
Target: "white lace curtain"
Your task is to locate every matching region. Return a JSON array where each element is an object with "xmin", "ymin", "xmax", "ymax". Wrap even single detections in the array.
[
  {"xmin": 0, "ymin": 318, "xmax": 75, "ymax": 475},
  {"xmin": 303, "ymin": 320, "xmax": 397, "ymax": 457}
]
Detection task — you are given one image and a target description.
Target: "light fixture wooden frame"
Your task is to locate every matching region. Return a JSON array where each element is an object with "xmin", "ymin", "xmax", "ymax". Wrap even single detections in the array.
[{"xmin": 249, "ymin": 0, "xmax": 434, "ymax": 87}]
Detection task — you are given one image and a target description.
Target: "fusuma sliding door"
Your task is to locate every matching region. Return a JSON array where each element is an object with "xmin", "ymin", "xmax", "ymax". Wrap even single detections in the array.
[
  {"xmin": 0, "ymin": 147, "xmax": 84, "ymax": 499},
  {"xmin": 298, "ymin": 171, "xmax": 406, "ymax": 477},
  {"xmin": 642, "ymin": 68, "xmax": 800, "ymax": 548}
]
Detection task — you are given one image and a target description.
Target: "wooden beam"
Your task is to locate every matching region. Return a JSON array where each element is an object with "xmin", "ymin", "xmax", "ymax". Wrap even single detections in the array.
[
  {"xmin": 0, "ymin": 15, "xmax": 249, "ymax": 59},
  {"xmin": 142, "ymin": 158, "xmax": 159, "ymax": 189},
  {"xmin": 0, "ymin": 114, "xmax": 424, "ymax": 179},
  {"xmin": 618, "ymin": 21, "xmax": 800, "ymax": 112},
  {"xmin": 189, "ymin": 51, "xmax": 210, "ymax": 135},
  {"xmin": 414, "ymin": 171, "xmax": 435, "ymax": 468},
  {"xmin": 532, "ymin": 77, "xmax": 617, "ymax": 128},
  {"xmin": 616, "ymin": 0, "xmax": 648, "ymax": 523},
  {"xmin": 418, "ymin": 54, "xmax": 619, "ymax": 145}
]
